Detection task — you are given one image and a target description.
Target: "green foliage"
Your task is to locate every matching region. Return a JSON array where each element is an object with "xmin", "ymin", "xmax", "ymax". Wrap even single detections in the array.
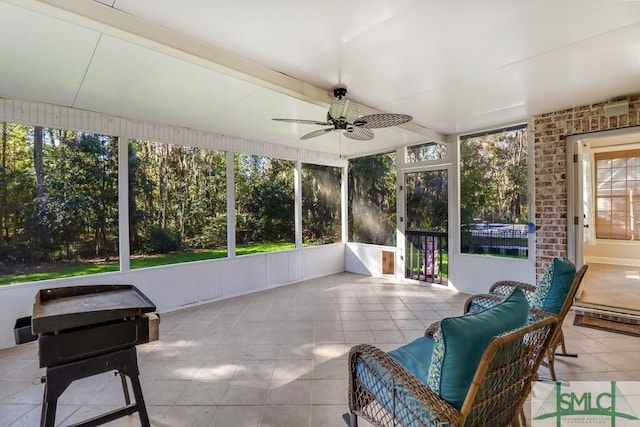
[
  {"xmin": 460, "ymin": 128, "xmax": 528, "ymax": 224},
  {"xmin": 348, "ymin": 152, "xmax": 397, "ymax": 245},
  {"xmin": 0, "ymin": 125, "xmax": 119, "ymax": 265},
  {"xmin": 130, "ymin": 140, "xmax": 227, "ymax": 252},
  {"xmin": 150, "ymin": 227, "xmax": 182, "ymax": 253},
  {"xmin": 405, "ymin": 170, "xmax": 448, "ymax": 232},
  {"xmin": 235, "ymin": 154, "xmax": 295, "ymax": 244},
  {"xmin": 302, "ymin": 163, "xmax": 341, "ymax": 245}
]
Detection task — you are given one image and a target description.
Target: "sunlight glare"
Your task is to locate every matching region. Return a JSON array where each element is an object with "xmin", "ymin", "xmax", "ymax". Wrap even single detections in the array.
[{"xmin": 624, "ymin": 270, "xmax": 640, "ymax": 280}]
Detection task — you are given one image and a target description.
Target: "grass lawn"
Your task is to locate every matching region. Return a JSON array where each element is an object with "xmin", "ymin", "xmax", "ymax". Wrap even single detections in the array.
[
  {"xmin": 0, "ymin": 242, "xmax": 295, "ymax": 286},
  {"xmin": 406, "ymin": 249, "xmax": 449, "ymax": 275}
]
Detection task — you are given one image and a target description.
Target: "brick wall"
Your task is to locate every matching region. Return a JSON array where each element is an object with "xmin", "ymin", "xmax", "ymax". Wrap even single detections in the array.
[{"xmin": 533, "ymin": 94, "xmax": 640, "ymax": 277}]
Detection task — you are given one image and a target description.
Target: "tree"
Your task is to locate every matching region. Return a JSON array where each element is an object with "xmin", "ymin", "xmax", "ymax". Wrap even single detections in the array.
[
  {"xmin": 348, "ymin": 153, "xmax": 396, "ymax": 245},
  {"xmin": 302, "ymin": 163, "xmax": 341, "ymax": 244},
  {"xmin": 235, "ymin": 155, "xmax": 294, "ymax": 244}
]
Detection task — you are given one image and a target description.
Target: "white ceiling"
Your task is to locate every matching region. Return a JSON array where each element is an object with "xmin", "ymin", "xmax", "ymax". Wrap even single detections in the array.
[{"xmin": 1, "ymin": 0, "xmax": 640, "ymax": 157}]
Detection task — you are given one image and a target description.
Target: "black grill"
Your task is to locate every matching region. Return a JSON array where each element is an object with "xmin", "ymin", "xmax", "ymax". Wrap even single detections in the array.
[{"xmin": 14, "ymin": 284, "xmax": 158, "ymax": 427}]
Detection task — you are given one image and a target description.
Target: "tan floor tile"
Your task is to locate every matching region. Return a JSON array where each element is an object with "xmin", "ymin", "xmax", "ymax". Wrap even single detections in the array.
[
  {"xmin": 367, "ymin": 320, "xmax": 398, "ymax": 331},
  {"xmin": 312, "ymin": 343, "xmax": 348, "ymax": 362},
  {"xmin": 210, "ymin": 406, "xmax": 263, "ymax": 427},
  {"xmin": 273, "ymin": 359, "xmax": 313, "ymax": 380},
  {"xmin": 314, "ymin": 329, "xmax": 345, "ymax": 343},
  {"xmin": 2, "ymin": 382, "xmax": 44, "ymax": 405},
  {"xmin": 158, "ymin": 405, "xmax": 216, "ymax": 427},
  {"xmin": 343, "ymin": 330, "xmax": 375, "ymax": 344},
  {"xmin": 242, "ymin": 344, "xmax": 281, "ymax": 360},
  {"xmin": 138, "ymin": 379, "xmax": 190, "ymax": 405},
  {"xmin": 311, "ymin": 379, "xmax": 347, "ymax": 405},
  {"xmin": 340, "ymin": 312, "xmax": 367, "ymax": 321},
  {"xmin": 221, "ymin": 380, "xmax": 269, "ymax": 405},
  {"xmin": 310, "ymin": 404, "xmax": 350, "ymax": 427},
  {"xmin": 265, "ymin": 379, "xmax": 312, "ymax": 405},
  {"xmin": 401, "ymin": 329, "xmax": 427, "ymax": 342},
  {"xmin": 341, "ymin": 320, "xmax": 370, "ymax": 331},
  {"xmin": 234, "ymin": 360, "xmax": 276, "ymax": 380},
  {"xmin": 260, "ymin": 405, "xmax": 310, "ymax": 426},
  {"xmin": 314, "ymin": 311, "xmax": 342, "ymax": 321},
  {"xmin": 0, "ymin": 403, "xmax": 36, "ymax": 426},
  {"xmin": 372, "ymin": 330, "xmax": 406, "ymax": 344},
  {"xmin": 279, "ymin": 343, "xmax": 315, "ymax": 360},
  {"xmin": 176, "ymin": 380, "xmax": 229, "ymax": 405},
  {"xmin": 284, "ymin": 329, "xmax": 315, "ymax": 344},
  {"xmin": 59, "ymin": 377, "xmax": 109, "ymax": 405},
  {"xmin": 9, "ymin": 404, "xmax": 76, "ymax": 427},
  {"xmin": 387, "ymin": 310, "xmax": 417, "ymax": 320},
  {"xmin": 0, "ymin": 380, "xmax": 33, "ymax": 403},
  {"xmin": 314, "ymin": 320, "xmax": 342, "ymax": 331},
  {"xmin": 312, "ymin": 359, "xmax": 347, "ymax": 380},
  {"xmin": 63, "ymin": 405, "xmax": 122, "ymax": 426}
]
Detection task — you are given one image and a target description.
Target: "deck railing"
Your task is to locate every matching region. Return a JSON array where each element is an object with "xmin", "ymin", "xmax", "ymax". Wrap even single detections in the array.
[{"xmin": 405, "ymin": 230, "xmax": 447, "ymax": 285}]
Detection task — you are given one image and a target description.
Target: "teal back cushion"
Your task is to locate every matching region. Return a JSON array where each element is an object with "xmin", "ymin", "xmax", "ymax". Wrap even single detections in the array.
[
  {"xmin": 426, "ymin": 287, "xmax": 529, "ymax": 410},
  {"xmin": 530, "ymin": 257, "xmax": 576, "ymax": 314},
  {"xmin": 388, "ymin": 336, "xmax": 435, "ymax": 385}
]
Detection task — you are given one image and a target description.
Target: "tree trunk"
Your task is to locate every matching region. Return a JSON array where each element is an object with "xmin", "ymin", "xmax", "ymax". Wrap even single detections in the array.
[
  {"xmin": 33, "ymin": 126, "xmax": 49, "ymax": 246},
  {"xmin": 33, "ymin": 127, "xmax": 46, "ymax": 199},
  {"xmin": 1, "ymin": 122, "xmax": 7, "ymax": 240},
  {"xmin": 128, "ymin": 143, "xmax": 139, "ymax": 251}
]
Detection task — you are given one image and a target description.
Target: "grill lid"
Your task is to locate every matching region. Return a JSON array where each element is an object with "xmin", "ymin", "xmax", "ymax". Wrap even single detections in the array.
[{"xmin": 32, "ymin": 284, "xmax": 156, "ymax": 334}]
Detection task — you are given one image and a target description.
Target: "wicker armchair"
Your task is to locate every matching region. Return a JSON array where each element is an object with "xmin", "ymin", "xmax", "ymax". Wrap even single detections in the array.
[
  {"xmin": 463, "ymin": 264, "xmax": 588, "ymax": 381},
  {"xmin": 346, "ymin": 316, "xmax": 558, "ymax": 427}
]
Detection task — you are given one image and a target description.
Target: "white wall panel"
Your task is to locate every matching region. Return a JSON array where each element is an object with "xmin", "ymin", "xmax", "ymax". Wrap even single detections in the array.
[
  {"xmin": 301, "ymin": 244, "xmax": 345, "ymax": 279},
  {"xmin": 265, "ymin": 251, "xmax": 295, "ymax": 285},
  {"xmin": 448, "ymin": 253, "xmax": 535, "ymax": 294},
  {"xmin": 0, "ymin": 246, "xmax": 345, "ymax": 349},
  {"xmin": 345, "ymin": 243, "xmax": 398, "ymax": 277},
  {"xmin": 288, "ymin": 250, "xmax": 303, "ymax": 282}
]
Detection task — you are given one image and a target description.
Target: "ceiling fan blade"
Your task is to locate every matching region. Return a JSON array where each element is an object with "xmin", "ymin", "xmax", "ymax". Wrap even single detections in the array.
[
  {"xmin": 273, "ymin": 118, "xmax": 330, "ymax": 126},
  {"xmin": 301, "ymin": 128, "xmax": 334, "ymax": 140},
  {"xmin": 357, "ymin": 113, "xmax": 413, "ymax": 129},
  {"xmin": 344, "ymin": 128, "xmax": 374, "ymax": 141},
  {"xmin": 328, "ymin": 99, "xmax": 360, "ymax": 123}
]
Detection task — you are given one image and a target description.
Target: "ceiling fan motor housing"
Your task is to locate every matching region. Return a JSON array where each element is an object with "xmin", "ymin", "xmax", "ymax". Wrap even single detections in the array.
[{"xmin": 333, "ymin": 87, "xmax": 348, "ymax": 99}]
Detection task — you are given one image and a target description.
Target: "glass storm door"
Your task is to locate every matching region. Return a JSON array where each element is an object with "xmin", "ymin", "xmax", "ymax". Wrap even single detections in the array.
[{"xmin": 404, "ymin": 169, "xmax": 448, "ymax": 284}]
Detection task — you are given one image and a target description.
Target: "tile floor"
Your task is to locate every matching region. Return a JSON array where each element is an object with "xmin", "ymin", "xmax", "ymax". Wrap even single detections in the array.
[{"xmin": 0, "ymin": 272, "xmax": 639, "ymax": 426}]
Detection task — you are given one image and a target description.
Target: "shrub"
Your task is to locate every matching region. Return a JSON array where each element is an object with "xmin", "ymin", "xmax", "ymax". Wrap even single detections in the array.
[{"xmin": 150, "ymin": 228, "xmax": 182, "ymax": 253}]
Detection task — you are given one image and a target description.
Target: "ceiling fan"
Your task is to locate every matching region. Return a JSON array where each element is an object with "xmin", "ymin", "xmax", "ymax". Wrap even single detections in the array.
[{"xmin": 273, "ymin": 86, "xmax": 412, "ymax": 141}]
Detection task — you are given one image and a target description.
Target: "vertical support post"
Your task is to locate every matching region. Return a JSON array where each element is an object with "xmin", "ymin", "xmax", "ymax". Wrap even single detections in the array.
[
  {"xmin": 341, "ymin": 164, "xmax": 348, "ymax": 244},
  {"xmin": 118, "ymin": 136, "xmax": 130, "ymax": 272},
  {"xmin": 396, "ymin": 147, "xmax": 405, "ymax": 279},
  {"xmin": 226, "ymin": 151, "xmax": 236, "ymax": 257},
  {"xmin": 295, "ymin": 160, "xmax": 303, "ymax": 248}
]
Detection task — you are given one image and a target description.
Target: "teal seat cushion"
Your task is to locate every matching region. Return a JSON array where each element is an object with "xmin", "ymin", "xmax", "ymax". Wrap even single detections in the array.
[
  {"xmin": 426, "ymin": 286, "xmax": 529, "ymax": 410},
  {"xmin": 388, "ymin": 336, "xmax": 435, "ymax": 384},
  {"xmin": 530, "ymin": 257, "xmax": 576, "ymax": 314},
  {"xmin": 355, "ymin": 337, "xmax": 437, "ymax": 427}
]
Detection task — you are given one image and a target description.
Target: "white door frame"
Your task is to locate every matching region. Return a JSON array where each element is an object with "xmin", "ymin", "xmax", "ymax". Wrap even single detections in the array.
[
  {"xmin": 397, "ymin": 163, "xmax": 453, "ymax": 282},
  {"xmin": 566, "ymin": 126, "xmax": 640, "ymax": 267}
]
